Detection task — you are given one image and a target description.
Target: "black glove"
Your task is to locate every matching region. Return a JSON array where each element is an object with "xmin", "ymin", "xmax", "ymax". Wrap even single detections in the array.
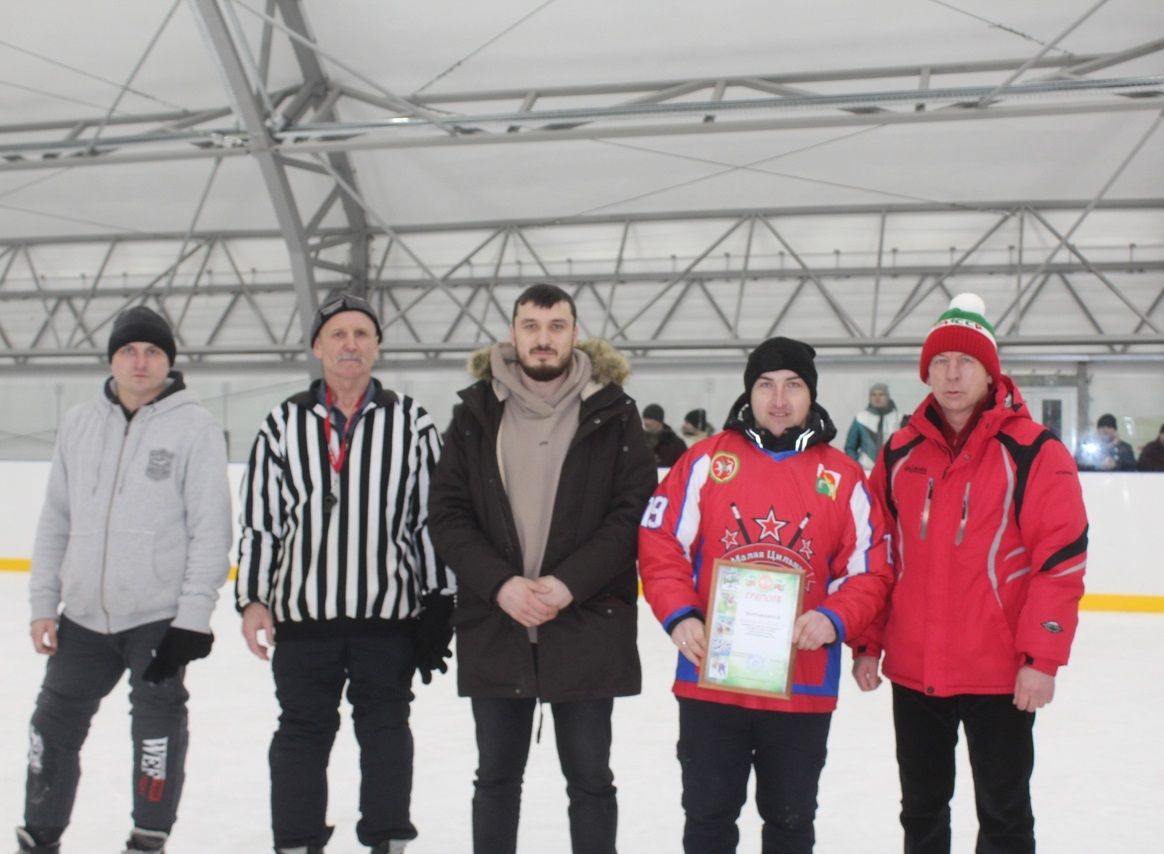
[
  {"xmin": 143, "ymin": 627, "xmax": 214, "ymax": 684},
  {"xmin": 415, "ymin": 592, "xmax": 454, "ymax": 685}
]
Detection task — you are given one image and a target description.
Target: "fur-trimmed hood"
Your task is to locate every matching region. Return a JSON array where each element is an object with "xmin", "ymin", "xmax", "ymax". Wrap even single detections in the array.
[{"xmin": 467, "ymin": 339, "xmax": 632, "ymax": 388}]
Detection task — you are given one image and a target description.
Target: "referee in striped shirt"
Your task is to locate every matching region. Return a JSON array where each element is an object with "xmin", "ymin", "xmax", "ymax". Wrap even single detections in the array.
[{"xmin": 236, "ymin": 292, "xmax": 453, "ymax": 854}]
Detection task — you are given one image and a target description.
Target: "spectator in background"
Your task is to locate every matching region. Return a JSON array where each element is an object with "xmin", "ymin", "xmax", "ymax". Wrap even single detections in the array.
[
  {"xmin": 1075, "ymin": 413, "xmax": 1136, "ymax": 471},
  {"xmin": 679, "ymin": 408, "xmax": 714, "ymax": 445},
  {"xmin": 642, "ymin": 403, "xmax": 688, "ymax": 468},
  {"xmin": 1137, "ymin": 423, "xmax": 1164, "ymax": 472},
  {"xmin": 844, "ymin": 381, "xmax": 902, "ymax": 469}
]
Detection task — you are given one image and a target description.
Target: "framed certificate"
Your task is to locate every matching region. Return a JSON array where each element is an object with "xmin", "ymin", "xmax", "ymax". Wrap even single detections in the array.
[{"xmin": 697, "ymin": 558, "xmax": 806, "ymax": 700}]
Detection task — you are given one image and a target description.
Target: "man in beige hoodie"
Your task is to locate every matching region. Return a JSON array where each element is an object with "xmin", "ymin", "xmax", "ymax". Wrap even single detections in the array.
[{"xmin": 429, "ymin": 284, "xmax": 657, "ymax": 854}]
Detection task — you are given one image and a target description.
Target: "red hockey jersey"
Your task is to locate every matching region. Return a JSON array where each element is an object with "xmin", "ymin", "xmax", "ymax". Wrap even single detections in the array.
[{"xmin": 638, "ymin": 429, "xmax": 893, "ymax": 713}]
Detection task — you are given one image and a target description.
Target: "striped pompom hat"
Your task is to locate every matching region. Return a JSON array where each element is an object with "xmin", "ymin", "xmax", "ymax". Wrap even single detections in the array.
[{"xmin": 919, "ymin": 293, "xmax": 1000, "ymax": 381}]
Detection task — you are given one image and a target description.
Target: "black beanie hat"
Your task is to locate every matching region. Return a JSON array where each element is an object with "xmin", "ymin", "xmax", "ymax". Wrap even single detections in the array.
[
  {"xmin": 107, "ymin": 306, "xmax": 176, "ymax": 365},
  {"xmin": 744, "ymin": 336, "xmax": 818, "ymax": 401},
  {"xmin": 643, "ymin": 403, "xmax": 665, "ymax": 422},
  {"xmin": 684, "ymin": 409, "xmax": 708, "ymax": 431}
]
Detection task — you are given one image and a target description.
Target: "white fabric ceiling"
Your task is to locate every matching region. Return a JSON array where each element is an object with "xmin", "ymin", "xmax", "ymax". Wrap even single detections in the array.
[
  {"xmin": 3, "ymin": 0, "xmax": 1161, "ymax": 237},
  {"xmin": 0, "ymin": 0, "xmax": 1161, "ymax": 369}
]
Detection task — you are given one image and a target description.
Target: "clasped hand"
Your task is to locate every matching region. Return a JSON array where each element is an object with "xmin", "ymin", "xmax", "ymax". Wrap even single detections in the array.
[{"xmin": 496, "ymin": 575, "xmax": 573, "ymax": 627}]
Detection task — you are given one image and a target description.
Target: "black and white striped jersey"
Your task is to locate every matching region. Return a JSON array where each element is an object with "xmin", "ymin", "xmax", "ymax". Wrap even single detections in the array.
[{"xmin": 236, "ymin": 381, "xmax": 452, "ymax": 629}]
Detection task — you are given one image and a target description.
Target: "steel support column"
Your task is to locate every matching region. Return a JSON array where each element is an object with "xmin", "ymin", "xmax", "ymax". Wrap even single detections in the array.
[{"xmin": 188, "ymin": 0, "xmax": 318, "ymax": 355}]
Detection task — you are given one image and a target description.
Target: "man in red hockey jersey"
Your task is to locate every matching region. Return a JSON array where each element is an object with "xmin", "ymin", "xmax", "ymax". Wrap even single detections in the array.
[{"xmin": 639, "ymin": 336, "xmax": 893, "ymax": 854}]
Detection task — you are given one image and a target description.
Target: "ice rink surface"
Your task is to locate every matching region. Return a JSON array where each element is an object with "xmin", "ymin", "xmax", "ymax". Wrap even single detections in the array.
[{"xmin": 1, "ymin": 573, "xmax": 1160, "ymax": 853}]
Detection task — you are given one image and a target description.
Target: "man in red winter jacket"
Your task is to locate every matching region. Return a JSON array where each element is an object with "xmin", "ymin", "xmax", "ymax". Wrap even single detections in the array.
[{"xmin": 853, "ymin": 293, "xmax": 1088, "ymax": 854}]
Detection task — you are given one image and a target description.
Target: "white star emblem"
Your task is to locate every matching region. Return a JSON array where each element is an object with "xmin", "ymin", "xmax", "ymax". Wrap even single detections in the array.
[
  {"xmin": 798, "ymin": 539, "xmax": 815, "ymax": 561},
  {"xmin": 721, "ymin": 528, "xmax": 740, "ymax": 550},
  {"xmin": 753, "ymin": 507, "xmax": 788, "ymax": 543}
]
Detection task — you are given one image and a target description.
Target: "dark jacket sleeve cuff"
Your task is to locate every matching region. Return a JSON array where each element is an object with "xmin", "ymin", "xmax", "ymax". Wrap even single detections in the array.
[
  {"xmin": 1023, "ymin": 654, "xmax": 1060, "ymax": 676},
  {"xmin": 663, "ymin": 607, "xmax": 705, "ymax": 635}
]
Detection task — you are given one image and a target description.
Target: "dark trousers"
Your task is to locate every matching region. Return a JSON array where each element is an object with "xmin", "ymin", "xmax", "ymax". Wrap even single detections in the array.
[
  {"xmin": 892, "ymin": 683, "xmax": 1036, "ymax": 854},
  {"xmin": 25, "ymin": 616, "xmax": 189, "ymax": 836},
  {"xmin": 676, "ymin": 697, "xmax": 831, "ymax": 854},
  {"xmin": 269, "ymin": 634, "xmax": 417, "ymax": 849},
  {"xmin": 471, "ymin": 696, "xmax": 617, "ymax": 854}
]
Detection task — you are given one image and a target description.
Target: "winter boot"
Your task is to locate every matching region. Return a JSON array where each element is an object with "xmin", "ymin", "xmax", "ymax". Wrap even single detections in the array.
[
  {"xmin": 122, "ymin": 828, "xmax": 167, "ymax": 853},
  {"xmin": 14, "ymin": 827, "xmax": 60, "ymax": 854}
]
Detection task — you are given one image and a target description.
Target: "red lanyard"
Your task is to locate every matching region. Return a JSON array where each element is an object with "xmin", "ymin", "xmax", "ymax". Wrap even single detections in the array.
[{"xmin": 322, "ymin": 386, "xmax": 358, "ymax": 476}]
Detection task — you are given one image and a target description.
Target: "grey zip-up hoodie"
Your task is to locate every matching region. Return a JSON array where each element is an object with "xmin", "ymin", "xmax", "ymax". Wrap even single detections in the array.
[{"xmin": 29, "ymin": 373, "xmax": 233, "ymax": 634}]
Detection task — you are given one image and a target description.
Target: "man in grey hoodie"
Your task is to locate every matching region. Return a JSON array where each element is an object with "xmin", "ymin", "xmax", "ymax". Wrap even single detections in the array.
[{"xmin": 17, "ymin": 306, "xmax": 232, "ymax": 854}]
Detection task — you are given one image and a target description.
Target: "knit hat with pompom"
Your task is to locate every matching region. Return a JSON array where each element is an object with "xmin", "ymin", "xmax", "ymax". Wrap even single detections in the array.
[{"xmin": 919, "ymin": 293, "xmax": 1000, "ymax": 382}]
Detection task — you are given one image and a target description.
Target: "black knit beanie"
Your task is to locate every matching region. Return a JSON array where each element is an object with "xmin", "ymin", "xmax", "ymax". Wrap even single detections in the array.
[
  {"xmin": 107, "ymin": 306, "xmax": 176, "ymax": 365},
  {"xmin": 684, "ymin": 409, "xmax": 709, "ymax": 431},
  {"xmin": 743, "ymin": 336, "xmax": 818, "ymax": 401}
]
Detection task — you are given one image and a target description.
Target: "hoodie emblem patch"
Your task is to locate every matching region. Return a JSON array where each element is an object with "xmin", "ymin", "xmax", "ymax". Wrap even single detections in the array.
[{"xmin": 146, "ymin": 449, "xmax": 175, "ymax": 481}]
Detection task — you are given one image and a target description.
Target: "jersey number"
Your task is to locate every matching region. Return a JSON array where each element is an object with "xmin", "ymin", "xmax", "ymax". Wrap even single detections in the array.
[{"xmin": 641, "ymin": 496, "xmax": 668, "ymax": 529}]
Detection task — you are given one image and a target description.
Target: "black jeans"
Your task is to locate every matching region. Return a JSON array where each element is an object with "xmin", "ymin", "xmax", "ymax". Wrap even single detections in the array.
[
  {"xmin": 676, "ymin": 697, "xmax": 831, "ymax": 854},
  {"xmin": 269, "ymin": 634, "xmax": 417, "ymax": 849},
  {"xmin": 471, "ymin": 696, "xmax": 617, "ymax": 854},
  {"xmin": 25, "ymin": 616, "xmax": 189, "ymax": 837},
  {"xmin": 892, "ymin": 683, "xmax": 1036, "ymax": 854}
]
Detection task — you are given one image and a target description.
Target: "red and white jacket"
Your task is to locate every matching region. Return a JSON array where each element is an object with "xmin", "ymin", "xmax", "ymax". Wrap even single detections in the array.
[
  {"xmin": 638, "ymin": 428, "xmax": 893, "ymax": 713},
  {"xmin": 859, "ymin": 376, "xmax": 1088, "ymax": 696}
]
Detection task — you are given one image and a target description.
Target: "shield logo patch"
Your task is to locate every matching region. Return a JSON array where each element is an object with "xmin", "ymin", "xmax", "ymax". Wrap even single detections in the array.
[{"xmin": 146, "ymin": 449, "xmax": 175, "ymax": 481}]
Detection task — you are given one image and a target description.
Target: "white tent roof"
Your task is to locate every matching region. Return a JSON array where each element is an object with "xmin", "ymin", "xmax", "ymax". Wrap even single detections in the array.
[{"xmin": 2, "ymin": 0, "xmax": 1162, "ymax": 368}]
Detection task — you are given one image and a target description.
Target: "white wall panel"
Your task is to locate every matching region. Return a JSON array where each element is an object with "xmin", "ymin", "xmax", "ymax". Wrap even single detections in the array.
[{"xmin": 1, "ymin": 462, "xmax": 1159, "ymax": 600}]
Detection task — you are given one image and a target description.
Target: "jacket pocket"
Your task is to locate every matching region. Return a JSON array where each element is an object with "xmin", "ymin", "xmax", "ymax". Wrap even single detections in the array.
[
  {"xmin": 103, "ymin": 529, "xmax": 176, "ymax": 616},
  {"xmin": 542, "ymin": 598, "xmax": 641, "ymax": 697},
  {"xmin": 59, "ymin": 531, "xmax": 101, "ymax": 610},
  {"xmin": 958, "ymin": 584, "xmax": 1019, "ymax": 688},
  {"xmin": 454, "ymin": 607, "xmax": 533, "ymax": 696}
]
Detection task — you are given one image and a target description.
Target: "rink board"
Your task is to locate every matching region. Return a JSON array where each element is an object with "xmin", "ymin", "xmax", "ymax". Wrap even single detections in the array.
[{"xmin": 0, "ymin": 462, "xmax": 1160, "ymax": 610}]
